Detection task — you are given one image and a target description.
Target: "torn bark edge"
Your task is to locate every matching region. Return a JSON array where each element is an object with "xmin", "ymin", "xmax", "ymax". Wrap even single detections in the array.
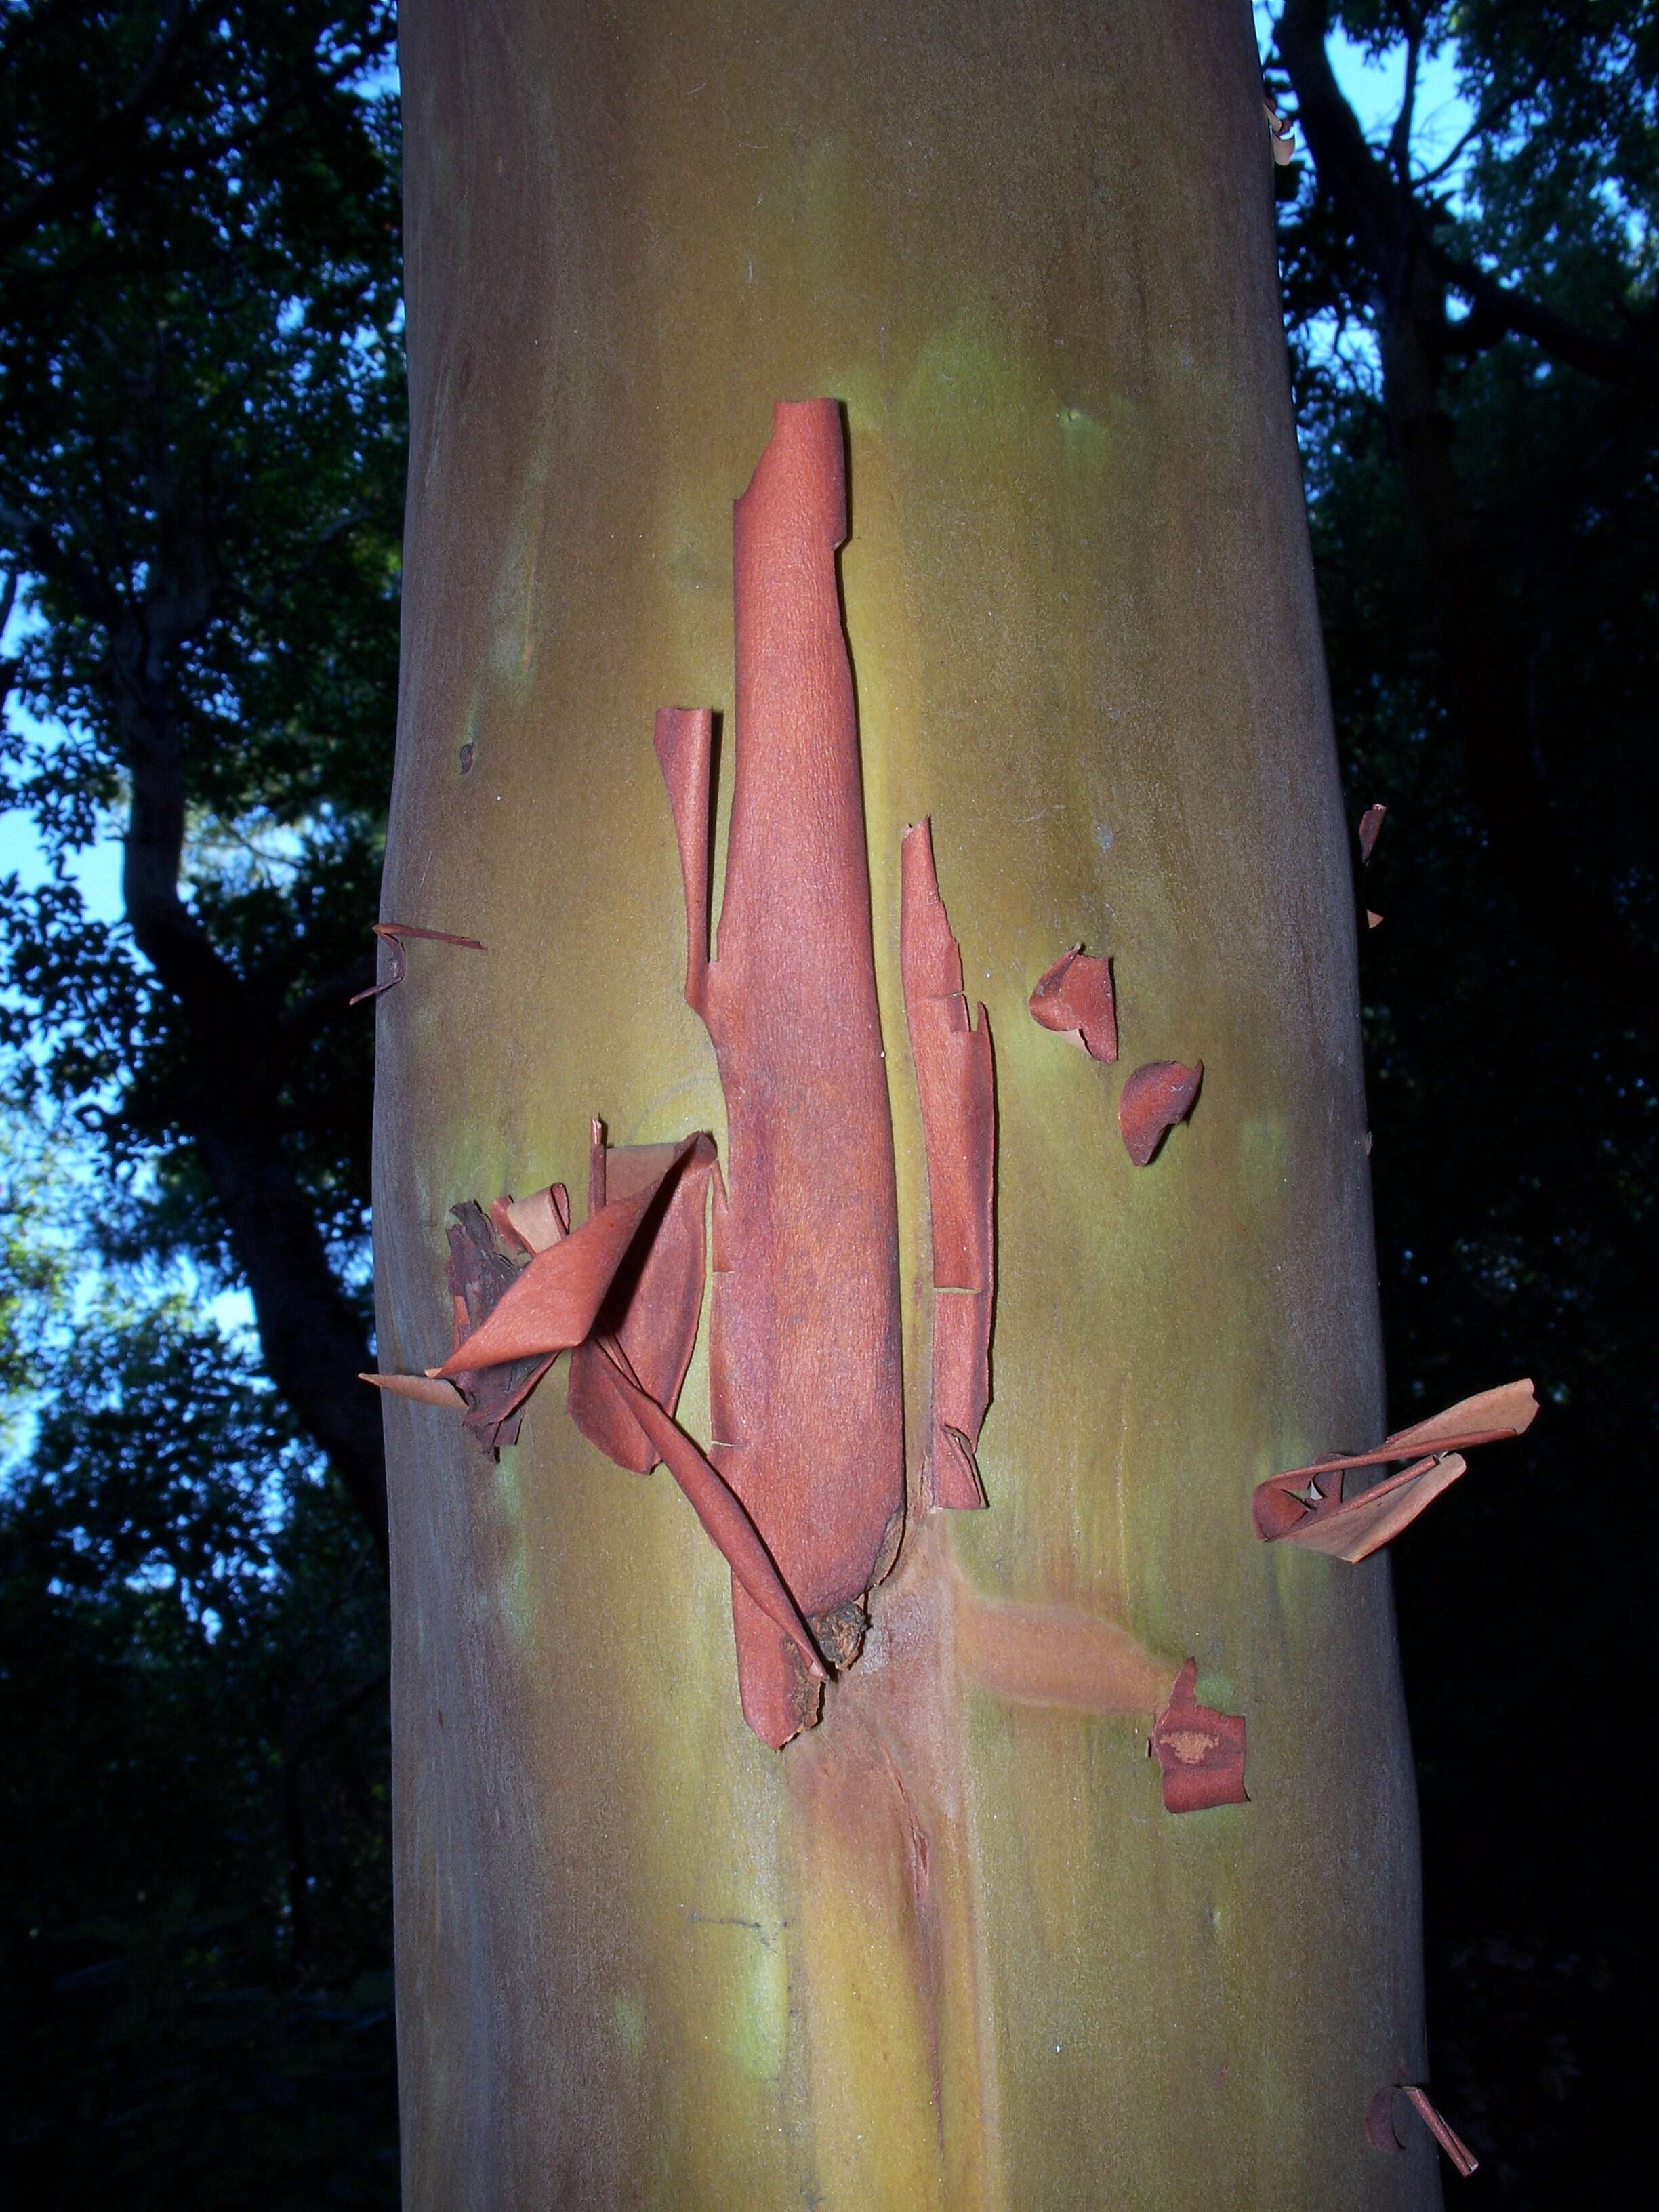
[
  {"xmin": 350, "ymin": 922, "xmax": 487, "ymax": 1004},
  {"xmin": 899, "ymin": 820, "xmax": 994, "ymax": 1511},
  {"xmin": 1367, "ymin": 2087, "xmax": 1479, "ymax": 2177}
]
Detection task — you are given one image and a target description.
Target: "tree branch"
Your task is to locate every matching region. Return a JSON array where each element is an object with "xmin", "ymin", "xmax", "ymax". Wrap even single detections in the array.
[{"xmin": 1433, "ymin": 248, "xmax": 1659, "ymax": 390}]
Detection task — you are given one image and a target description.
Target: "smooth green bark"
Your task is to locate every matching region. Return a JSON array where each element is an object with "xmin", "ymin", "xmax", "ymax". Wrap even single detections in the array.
[{"xmin": 377, "ymin": 3, "xmax": 1438, "ymax": 2202}]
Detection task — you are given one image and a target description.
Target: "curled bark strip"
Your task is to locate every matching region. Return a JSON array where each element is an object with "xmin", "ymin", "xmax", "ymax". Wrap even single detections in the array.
[
  {"xmin": 1357, "ymin": 803, "xmax": 1387, "ymax": 865},
  {"xmin": 360, "ymin": 1371, "xmax": 468, "ymax": 1410},
  {"xmin": 1400, "ymin": 2086, "xmax": 1480, "ymax": 2177},
  {"xmin": 900, "ymin": 820, "xmax": 994, "ymax": 1511},
  {"xmin": 655, "ymin": 401, "xmax": 905, "ymax": 1746},
  {"xmin": 1027, "ymin": 945, "xmax": 1118, "ymax": 1062},
  {"xmin": 567, "ymin": 1129, "xmax": 714, "ymax": 1475},
  {"xmin": 1254, "ymin": 1378, "xmax": 1538, "ymax": 1548},
  {"xmin": 349, "ymin": 921, "xmax": 486, "ymax": 1004},
  {"xmin": 427, "ymin": 1136, "xmax": 714, "ymax": 1378},
  {"xmin": 1150, "ymin": 1658, "xmax": 1248, "ymax": 1814},
  {"xmin": 1264, "ymin": 97, "xmax": 1296, "ymax": 164},
  {"xmin": 1118, "ymin": 1059, "xmax": 1202, "ymax": 1166}
]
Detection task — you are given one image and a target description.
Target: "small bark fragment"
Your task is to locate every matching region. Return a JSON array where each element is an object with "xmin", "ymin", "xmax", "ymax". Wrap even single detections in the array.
[
  {"xmin": 1119, "ymin": 1059, "xmax": 1202, "ymax": 1166},
  {"xmin": 1264, "ymin": 96, "xmax": 1296, "ymax": 164},
  {"xmin": 1027, "ymin": 945, "xmax": 1118, "ymax": 1061},
  {"xmin": 360, "ymin": 1371, "xmax": 468, "ymax": 1410},
  {"xmin": 349, "ymin": 921, "xmax": 486, "ymax": 1003},
  {"xmin": 655, "ymin": 401, "xmax": 906, "ymax": 1747},
  {"xmin": 1254, "ymin": 1378, "xmax": 1538, "ymax": 1554},
  {"xmin": 1357, "ymin": 803, "xmax": 1387, "ymax": 864},
  {"xmin": 900, "ymin": 819, "xmax": 994, "ymax": 1510},
  {"xmin": 1150, "ymin": 1659, "xmax": 1248, "ymax": 1814},
  {"xmin": 1256, "ymin": 1454, "xmax": 1468, "ymax": 1563}
]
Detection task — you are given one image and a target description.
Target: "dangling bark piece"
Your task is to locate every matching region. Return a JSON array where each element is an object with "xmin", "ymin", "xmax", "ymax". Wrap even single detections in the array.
[
  {"xmin": 1150, "ymin": 1658, "xmax": 1248, "ymax": 1814},
  {"xmin": 1027, "ymin": 945, "xmax": 1117, "ymax": 1061},
  {"xmin": 900, "ymin": 819, "xmax": 994, "ymax": 1510},
  {"xmin": 655, "ymin": 401, "xmax": 905, "ymax": 1748},
  {"xmin": 1357, "ymin": 803, "xmax": 1387, "ymax": 864},
  {"xmin": 1119, "ymin": 1059, "xmax": 1203, "ymax": 1166},
  {"xmin": 1254, "ymin": 1378, "xmax": 1537, "ymax": 1552},
  {"xmin": 349, "ymin": 920, "xmax": 486, "ymax": 1003},
  {"xmin": 361, "ymin": 1371, "xmax": 468, "ymax": 1410},
  {"xmin": 567, "ymin": 1126, "xmax": 716, "ymax": 1475}
]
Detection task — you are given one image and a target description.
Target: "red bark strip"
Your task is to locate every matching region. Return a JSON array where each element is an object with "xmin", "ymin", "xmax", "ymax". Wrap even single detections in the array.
[
  {"xmin": 1253, "ymin": 1379, "xmax": 1538, "ymax": 1551},
  {"xmin": 349, "ymin": 921, "xmax": 485, "ymax": 1003},
  {"xmin": 1118, "ymin": 1059, "xmax": 1203, "ymax": 1166},
  {"xmin": 1027, "ymin": 945, "xmax": 1118, "ymax": 1061},
  {"xmin": 1150, "ymin": 1659, "xmax": 1248, "ymax": 1814},
  {"xmin": 900, "ymin": 820, "xmax": 994, "ymax": 1510},
  {"xmin": 655, "ymin": 401, "xmax": 905, "ymax": 1747},
  {"xmin": 1357, "ymin": 802, "xmax": 1387, "ymax": 865}
]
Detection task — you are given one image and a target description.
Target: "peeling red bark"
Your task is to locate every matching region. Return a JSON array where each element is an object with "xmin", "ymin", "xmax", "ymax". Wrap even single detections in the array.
[
  {"xmin": 1357, "ymin": 803, "xmax": 1387, "ymax": 865},
  {"xmin": 426, "ymin": 1136, "xmax": 715, "ymax": 1378},
  {"xmin": 655, "ymin": 401, "xmax": 905, "ymax": 1747},
  {"xmin": 1254, "ymin": 1378, "xmax": 1538, "ymax": 1553},
  {"xmin": 366, "ymin": 1132, "xmax": 821, "ymax": 1680},
  {"xmin": 1150, "ymin": 1659, "xmax": 1248, "ymax": 1814},
  {"xmin": 1118, "ymin": 1059, "xmax": 1203, "ymax": 1166},
  {"xmin": 1027, "ymin": 945, "xmax": 1118, "ymax": 1062},
  {"xmin": 899, "ymin": 819, "xmax": 994, "ymax": 1511}
]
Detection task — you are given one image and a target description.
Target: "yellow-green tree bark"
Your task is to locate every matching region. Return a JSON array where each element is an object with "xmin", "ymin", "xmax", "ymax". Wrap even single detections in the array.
[{"xmin": 376, "ymin": 1, "xmax": 1439, "ymax": 2203}]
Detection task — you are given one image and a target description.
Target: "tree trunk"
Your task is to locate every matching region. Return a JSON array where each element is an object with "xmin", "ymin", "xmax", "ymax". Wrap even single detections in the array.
[{"xmin": 376, "ymin": 1, "xmax": 1437, "ymax": 2203}]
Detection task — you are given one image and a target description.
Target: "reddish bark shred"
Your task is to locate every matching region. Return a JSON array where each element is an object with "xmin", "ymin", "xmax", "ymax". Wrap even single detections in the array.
[
  {"xmin": 1118, "ymin": 1059, "xmax": 1203, "ymax": 1166},
  {"xmin": 900, "ymin": 820, "xmax": 994, "ymax": 1509},
  {"xmin": 1150, "ymin": 1659, "xmax": 1248, "ymax": 1814},
  {"xmin": 656, "ymin": 401, "xmax": 905, "ymax": 1746}
]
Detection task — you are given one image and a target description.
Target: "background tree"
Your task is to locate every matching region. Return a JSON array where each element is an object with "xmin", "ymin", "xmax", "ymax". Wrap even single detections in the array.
[
  {"xmin": 1263, "ymin": 2, "xmax": 1656, "ymax": 2194},
  {"xmin": 379, "ymin": 1, "xmax": 1441, "ymax": 2201},
  {"xmin": 0, "ymin": 0, "xmax": 405, "ymax": 1553}
]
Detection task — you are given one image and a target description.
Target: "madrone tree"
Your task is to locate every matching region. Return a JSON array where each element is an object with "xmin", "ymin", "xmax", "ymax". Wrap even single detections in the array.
[{"xmin": 374, "ymin": 3, "xmax": 1459, "ymax": 2201}]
